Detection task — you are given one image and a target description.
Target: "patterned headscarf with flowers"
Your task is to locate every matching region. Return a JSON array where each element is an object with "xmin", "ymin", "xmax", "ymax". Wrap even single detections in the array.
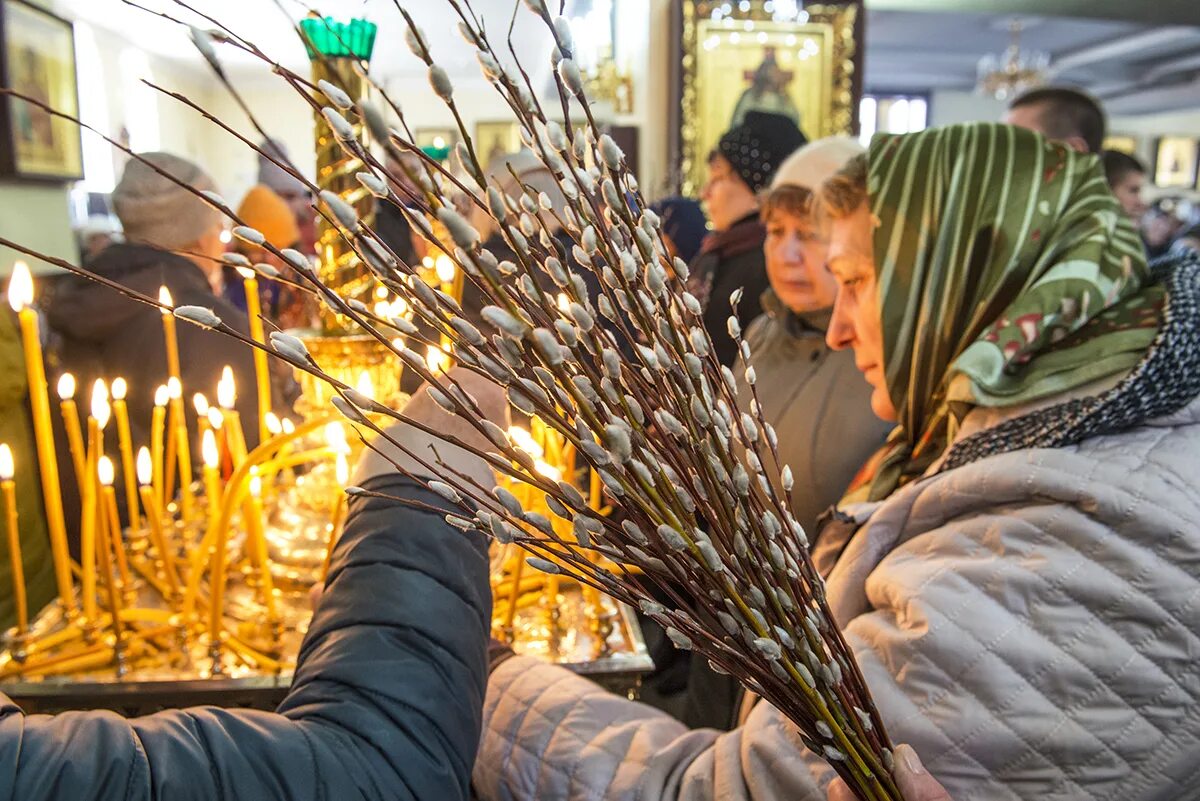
[{"xmin": 846, "ymin": 122, "xmax": 1161, "ymax": 502}]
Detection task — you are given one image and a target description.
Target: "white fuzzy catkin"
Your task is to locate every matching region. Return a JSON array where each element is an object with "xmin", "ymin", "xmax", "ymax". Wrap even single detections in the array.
[
  {"xmin": 318, "ymin": 79, "xmax": 353, "ymax": 110},
  {"xmin": 173, "ymin": 306, "xmax": 221, "ymax": 329}
]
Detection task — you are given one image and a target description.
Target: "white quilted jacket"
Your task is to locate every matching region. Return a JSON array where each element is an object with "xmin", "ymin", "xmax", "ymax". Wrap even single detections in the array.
[{"xmin": 473, "ymin": 393, "xmax": 1200, "ymax": 801}]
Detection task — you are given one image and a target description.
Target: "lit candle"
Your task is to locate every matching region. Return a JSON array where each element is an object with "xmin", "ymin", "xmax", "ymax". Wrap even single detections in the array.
[
  {"xmin": 0, "ymin": 444, "xmax": 28, "ymax": 637},
  {"xmin": 81, "ymin": 379, "xmax": 111, "ymax": 627},
  {"xmin": 217, "ymin": 366, "xmax": 247, "ymax": 465},
  {"xmin": 150, "ymin": 385, "xmax": 168, "ymax": 511},
  {"xmin": 98, "ymin": 455, "xmax": 132, "ymax": 594},
  {"xmin": 201, "ymin": 429, "xmax": 222, "ymax": 522},
  {"xmin": 110, "ymin": 378, "xmax": 140, "ymax": 530},
  {"xmin": 137, "ymin": 446, "xmax": 179, "ymax": 598},
  {"xmin": 168, "ymin": 377, "xmax": 194, "ymax": 520},
  {"xmin": 193, "ymin": 393, "xmax": 211, "ymax": 440},
  {"xmin": 158, "ymin": 286, "xmax": 181, "ymax": 382},
  {"xmin": 434, "ymin": 254, "xmax": 456, "ymax": 295},
  {"xmin": 95, "ymin": 454, "xmax": 126, "ymax": 656},
  {"xmin": 7, "ymin": 262, "xmax": 74, "ymax": 614},
  {"xmin": 319, "ymin": 452, "xmax": 351, "ymax": 582},
  {"xmin": 237, "ymin": 268, "xmax": 272, "ymax": 443},
  {"xmin": 244, "ymin": 468, "xmax": 276, "ymax": 622},
  {"xmin": 425, "ymin": 344, "xmax": 450, "ymax": 375},
  {"xmin": 57, "ymin": 373, "xmax": 86, "ymax": 491}
]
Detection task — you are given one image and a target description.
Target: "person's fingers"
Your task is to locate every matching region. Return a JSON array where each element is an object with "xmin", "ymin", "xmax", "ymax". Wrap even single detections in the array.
[
  {"xmin": 893, "ymin": 744, "xmax": 952, "ymax": 801},
  {"xmin": 826, "ymin": 777, "xmax": 859, "ymax": 801}
]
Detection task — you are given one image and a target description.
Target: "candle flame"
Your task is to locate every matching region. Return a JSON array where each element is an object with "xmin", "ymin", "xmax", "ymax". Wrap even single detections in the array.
[
  {"xmin": 193, "ymin": 392, "xmax": 209, "ymax": 417},
  {"xmin": 98, "ymin": 455, "xmax": 115, "ymax": 486},
  {"xmin": 280, "ymin": 418, "xmax": 295, "ymax": 435},
  {"xmin": 391, "ymin": 336, "xmax": 406, "ymax": 352},
  {"xmin": 373, "ymin": 300, "xmax": 391, "ymax": 318},
  {"xmin": 207, "ymin": 407, "xmax": 224, "ymax": 430},
  {"xmin": 217, "ymin": 366, "xmax": 236, "ymax": 409},
  {"xmin": 7, "ymin": 261, "xmax": 32, "ymax": 312},
  {"xmin": 0, "ymin": 444, "xmax": 13, "ymax": 480},
  {"xmin": 507, "ymin": 425, "xmax": 544, "ymax": 459},
  {"xmin": 421, "ymin": 256, "xmax": 434, "ymax": 269},
  {"xmin": 158, "ymin": 285, "xmax": 173, "ymax": 314},
  {"xmin": 154, "ymin": 385, "xmax": 169, "ymax": 407},
  {"xmin": 201, "ymin": 429, "xmax": 219, "ymax": 468},
  {"xmin": 237, "ymin": 267, "xmax": 255, "ymax": 280},
  {"xmin": 167, "ymin": 376, "xmax": 182, "ymax": 400},
  {"xmin": 248, "ymin": 466, "xmax": 262, "ymax": 498},
  {"xmin": 374, "ymin": 285, "xmax": 389, "ymax": 301},
  {"xmin": 91, "ymin": 379, "xmax": 110, "ymax": 428},
  {"xmin": 57, "ymin": 373, "xmax": 76, "ymax": 401},
  {"xmin": 264, "ymin": 411, "xmax": 282, "ymax": 435},
  {"xmin": 335, "ymin": 452, "xmax": 349, "ymax": 485},
  {"xmin": 111, "ymin": 377, "xmax": 127, "ymax": 401},
  {"xmin": 136, "ymin": 446, "xmax": 152, "ymax": 486},
  {"xmin": 434, "ymin": 254, "xmax": 456, "ymax": 284},
  {"xmin": 392, "ymin": 297, "xmax": 409, "ymax": 318},
  {"xmin": 534, "ymin": 459, "xmax": 562, "ymax": 482},
  {"xmin": 355, "ymin": 370, "xmax": 374, "ymax": 399},
  {"xmin": 324, "ymin": 422, "xmax": 350, "ymax": 454},
  {"xmin": 425, "ymin": 344, "xmax": 449, "ymax": 374}
]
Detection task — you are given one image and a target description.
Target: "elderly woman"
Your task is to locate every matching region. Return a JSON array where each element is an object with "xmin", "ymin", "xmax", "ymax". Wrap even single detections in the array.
[{"xmin": 472, "ymin": 122, "xmax": 1200, "ymax": 800}]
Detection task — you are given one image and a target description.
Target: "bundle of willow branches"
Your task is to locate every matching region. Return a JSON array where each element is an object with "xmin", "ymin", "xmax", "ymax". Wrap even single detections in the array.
[{"xmin": 0, "ymin": 1, "xmax": 899, "ymax": 797}]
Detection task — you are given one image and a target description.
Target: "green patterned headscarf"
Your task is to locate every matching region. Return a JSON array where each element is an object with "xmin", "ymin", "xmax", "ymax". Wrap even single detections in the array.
[{"xmin": 848, "ymin": 123, "xmax": 1161, "ymax": 502}]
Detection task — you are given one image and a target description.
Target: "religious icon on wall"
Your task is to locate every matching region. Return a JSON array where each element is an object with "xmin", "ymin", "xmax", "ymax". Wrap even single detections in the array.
[
  {"xmin": 474, "ymin": 121, "xmax": 523, "ymax": 170},
  {"xmin": 675, "ymin": 2, "xmax": 860, "ymax": 196},
  {"xmin": 0, "ymin": 0, "xmax": 83, "ymax": 181},
  {"xmin": 1153, "ymin": 136, "xmax": 1198, "ymax": 189}
]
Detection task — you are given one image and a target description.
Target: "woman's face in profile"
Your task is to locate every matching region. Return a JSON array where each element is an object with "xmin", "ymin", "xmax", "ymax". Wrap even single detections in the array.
[{"xmin": 824, "ymin": 203, "xmax": 896, "ymax": 422}]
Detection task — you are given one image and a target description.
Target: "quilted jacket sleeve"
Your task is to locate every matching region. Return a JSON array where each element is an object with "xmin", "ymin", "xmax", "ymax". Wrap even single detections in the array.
[
  {"xmin": 0, "ymin": 473, "xmax": 491, "ymax": 801},
  {"xmin": 473, "ymin": 437, "xmax": 1200, "ymax": 801}
]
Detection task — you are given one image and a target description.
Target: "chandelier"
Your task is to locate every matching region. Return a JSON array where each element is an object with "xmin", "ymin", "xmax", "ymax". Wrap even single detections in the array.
[{"xmin": 977, "ymin": 19, "xmax": 1050, "ymax": 100}]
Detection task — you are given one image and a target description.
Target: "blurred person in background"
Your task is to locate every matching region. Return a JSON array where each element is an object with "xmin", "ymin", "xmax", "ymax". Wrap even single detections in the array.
[
  {"xmin": 1101, "ymin": 150, "xmax": 1148, "ymax": 223},
  {"xmin": 258, "ymin": 139, "xmax": 316, "ymax": 256},
  {"xmin": 1004, "ymin": 85, "xmax": 1105, "ymax": 154},
  {"xmin": 689, "ymin": 110, "xmax": 807, "ymax": 366},
  {"xmin": 649, "ymin": 197, "xmax": 707, "ymax": 266}
]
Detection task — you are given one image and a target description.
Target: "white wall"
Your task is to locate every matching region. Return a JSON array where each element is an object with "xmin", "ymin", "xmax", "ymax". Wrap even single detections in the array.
[{"xmin": 928, "ymin": 89, "xmax": 1008, "ymax": 127}]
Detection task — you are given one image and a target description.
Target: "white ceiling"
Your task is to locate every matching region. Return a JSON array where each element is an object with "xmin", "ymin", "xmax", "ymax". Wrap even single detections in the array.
[{"xmin": 56, "ymin": 1, "xmax": 1200, "ymax": 115}]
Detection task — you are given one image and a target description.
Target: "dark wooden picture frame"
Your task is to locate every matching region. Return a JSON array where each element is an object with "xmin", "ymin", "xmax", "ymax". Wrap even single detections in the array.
[{"xmin": 0, "ymin": 0, "xmax": 84, "ymax": 182}]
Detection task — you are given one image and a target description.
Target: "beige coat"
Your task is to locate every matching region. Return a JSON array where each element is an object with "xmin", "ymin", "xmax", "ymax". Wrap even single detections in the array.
[{"xmin": 473, "ymin": 392, "xmax": 1200, "ymax": 800}]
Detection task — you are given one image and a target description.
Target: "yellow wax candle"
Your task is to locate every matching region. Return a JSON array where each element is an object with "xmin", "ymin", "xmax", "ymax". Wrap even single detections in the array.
[
  {"xmin": 319, "ymin": 453, "xmax": 350, "ymax": 583},
  {"xmin": 201, "ymin": 429, "xmax": 222, "ymax": 522},
  {"xmin": 137, "ymin": 447, "xmax": 180, "ymax": 598},
  {"xmin": 81, "ymin": 379, "xmax": 110, "ymax": 627},
  {"xmin": 0, "ymin": 444, "xmax": 28, "ymax": 636},
  {"xmin": 244, "ymin": 469, "xmax": 277, "ymax": 622},
  {"xmin": 7, "ymin": 263, "xmax": 74, "ymax": 614},
  {"xmin": 194, "ymin": 393, "xmax": 211, "ymax": 453},
  {"xmin": 109, "ymin": 378, "xmax": 140, "ymax": 530},
  {"xmin": 238, "ymin": 268, "xmax": 272, "ymax": 444},
  {"xmin": 167, "ymin": 377, "xmax": 194, "ymax": 520},
  {"xmin": 150, "ymin": 386, "xmax": 168, "ymax": 511},
  {"xmin": 217, "ymin": 366, "xmax": 247, "ymax": 465},
  {"xmin": 95, "ymin": 456, "xmax": 126, "ymax": 653},
  {"xmin": 159, "ymin": 286, "xmax": 182, "ymax": 382},
  {"xmin": 57, "ymin": 373, "xmax": 86, "ymax": 492},
  {"xmin": 98, "ymin": 456, "xmax": 132, "ymax": 594}
]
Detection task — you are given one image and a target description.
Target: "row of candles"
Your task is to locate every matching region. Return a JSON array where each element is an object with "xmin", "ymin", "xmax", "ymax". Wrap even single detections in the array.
[{"xmin": 3, "ymin": 259, "xmax": 299, "ymax": 660}]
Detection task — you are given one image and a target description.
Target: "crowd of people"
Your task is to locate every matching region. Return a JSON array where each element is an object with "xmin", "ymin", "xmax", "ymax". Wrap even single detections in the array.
[{"xmin": 1, "ymin": 76, "xmax": 1198, "ymax": 800}]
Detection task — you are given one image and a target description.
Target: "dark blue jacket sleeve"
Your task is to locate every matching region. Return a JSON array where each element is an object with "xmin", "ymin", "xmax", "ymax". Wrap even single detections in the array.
[{"xmin": 0, "ymin": 474, "xmax": 491, "ymax": 800}]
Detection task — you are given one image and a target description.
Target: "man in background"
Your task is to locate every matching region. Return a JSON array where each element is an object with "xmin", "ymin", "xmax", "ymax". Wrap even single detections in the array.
[
  {"xmin": 1004, "ymin": 85, "xmax": 1106, "ymax": 154},
  {"xmin": 1101, "ymin": 150, "xmax": 1148, "ymax": 222}
]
